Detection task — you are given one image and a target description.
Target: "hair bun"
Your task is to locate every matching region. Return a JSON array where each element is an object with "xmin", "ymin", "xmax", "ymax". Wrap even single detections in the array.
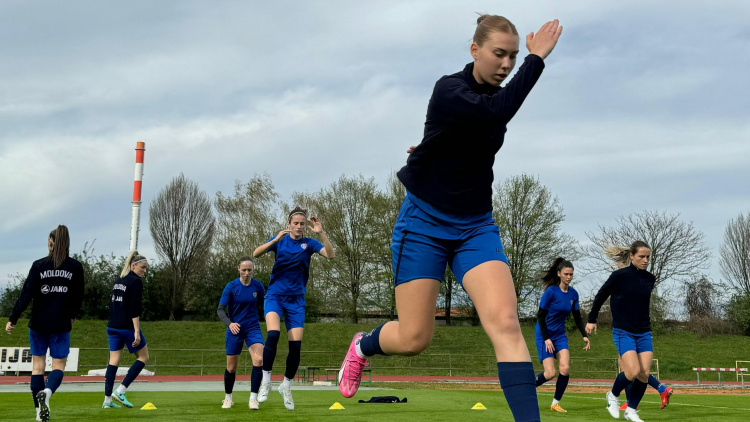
[{"xmin": 476, "ymin": 14, "xmax": 488, "ymax": 24}]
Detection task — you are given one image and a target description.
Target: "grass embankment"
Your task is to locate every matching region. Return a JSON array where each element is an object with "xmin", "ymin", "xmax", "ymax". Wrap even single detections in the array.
[{"xmin": 2, "ymin": 319, "xmax": 749, "ymax": 380}]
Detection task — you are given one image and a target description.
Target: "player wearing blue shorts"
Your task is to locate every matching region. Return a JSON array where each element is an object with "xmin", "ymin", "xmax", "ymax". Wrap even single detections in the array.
[
  {"xmin": 102, "ymin": 251, "xmax": 150, "ymax": 409},
  {"xmin": 604, "ymin": 246, "xmax": 673, "ymax": 412},
  {"xmin": 6, "ymin": 225, "xmax": 84, "ymax": 422},
  {"xmin": 337, "ymin": 15, "xmax": 563, "ymax": 422},
  {"xmin": 217, "ymin": 256, "xmax": 265, "ymax": 410},
  {"xmin": 587, "ymin": 241, "xmax": 655, "ymax": 422},
  {"xmin": 253, "ymin": 207, "xmax": 335, "ymax": 410},
  {"xmin": 534, "ymin": 258, "xmax": 590, "ymax": 413}
]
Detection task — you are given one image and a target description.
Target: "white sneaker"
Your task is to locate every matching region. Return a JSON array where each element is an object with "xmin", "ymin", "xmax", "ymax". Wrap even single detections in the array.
[
  {"xmin": 221, "ymin": 398, "xmax": 233, "ymax": 408},
  {"xmin": 624, "ymin": 407, "xmax": 644, "ymax": 422},
  {"xmin": 258, "ymin": 382, "xmax": 271, "ymax": 402},
  {"xmin": 35, "ymin": 408, "xmax": 41, "ymax": 422},
  {"xmin": 249, "ymin": 398, "xmax": 259, "ymax": 410},
  {"xmin": 606, "ymin": 391, "xmax": 620, "ymax": 418},
  {"xmin": 278, "ymin": 383, "xmax": 294, "ymax": 410}
]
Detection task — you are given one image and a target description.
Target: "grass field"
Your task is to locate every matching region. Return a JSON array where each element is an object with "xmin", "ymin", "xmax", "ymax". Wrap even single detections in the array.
[
  {"xmin": 2, "ymin": 389, "xmax": 749, "ymax": 421},
  {"xmin": 2, "ymin": 319, "xmax": 750, "ymax": 380}
]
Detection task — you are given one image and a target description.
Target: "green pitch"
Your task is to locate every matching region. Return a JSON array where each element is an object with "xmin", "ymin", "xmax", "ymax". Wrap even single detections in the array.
[{"xmin": 2, "ymin": 390, "xmax": 749, "ymax": 421}]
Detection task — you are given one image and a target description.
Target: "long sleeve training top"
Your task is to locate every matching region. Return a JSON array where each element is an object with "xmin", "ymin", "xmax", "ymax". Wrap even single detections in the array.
[
  {"xmin": 107, "ymin": 271, "xmax": 144, "ymax": 330},
  {"xmin": 587, "ymin": 264, "xmax": 656, "ymax": 334},
  {"xmin": 9, "ymin": 256, "xmax": 85, "ymax": 334},
  {"xmin": 397, "ymin": 55, "xmax": 545, "ymax": 214}
]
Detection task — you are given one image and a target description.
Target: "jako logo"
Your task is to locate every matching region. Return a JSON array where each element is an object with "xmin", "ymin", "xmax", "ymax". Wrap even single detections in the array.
[{"xmin": 41, "ymin": 285, "xmax": 68, "ymax": 294}]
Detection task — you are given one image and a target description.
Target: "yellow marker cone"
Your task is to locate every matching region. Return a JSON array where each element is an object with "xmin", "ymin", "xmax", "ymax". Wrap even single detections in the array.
[
  {"xmin": 329, "ymin": 402, "xmax": 345, "ymax": 410},
  {"xmin": 471, "ymin": 402, "xmax": 487, "ymax": 410},
  {"xmin": 140, "ymin": 402, "xmax": 157, "ymax": 410}
]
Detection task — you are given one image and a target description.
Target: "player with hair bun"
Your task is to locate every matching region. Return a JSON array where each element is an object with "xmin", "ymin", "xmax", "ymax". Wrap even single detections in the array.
[
  {"xmin": 253, "ymin": 207, "xmax": 335, "ymax": 410},
  {"xmin": 6, "ymin": 225, "xmax": 85, "ymax": 422},
  {"xmin": 337, "ymin": 14, "xmax": 563, "ymax": 422},
  {"xmin": 217, "ymin": 256, "xmax": 265, "ymax": 410}
]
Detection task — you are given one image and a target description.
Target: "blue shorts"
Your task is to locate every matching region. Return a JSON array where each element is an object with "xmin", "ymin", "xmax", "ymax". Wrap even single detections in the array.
[
  {"xmin": 29, "ymin": 330, "xmax": 70, "ymax": 359},
  {"xmin": 226, "ymin": 329, "xmax": 264, "ymax": 355},
  {"xmin": 264, "ymin": 294, "xmax": 306, "ymax": 331},
  {"xmin": 391, "ymin": 195, "xmax": 508, "ymax": 286},
  {"xmin": 613, "ymin": 328, "xmax": 653, "ymax": 355},
  {"xmin": 107, "ymin": 327, "xmax": 147, "ymax": 354},
  {"xmin": 534, "ymin": 326, "xmax": 569, "ymax": 363}
]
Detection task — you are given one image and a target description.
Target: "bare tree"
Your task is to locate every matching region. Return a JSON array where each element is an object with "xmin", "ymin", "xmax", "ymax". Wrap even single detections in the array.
[
  {"xmin": 720, "ymin": 212, "xmax": 750, "ymax": 295},
  {"xmin": 214, "ymin": 174, "xmax": 282, "ymax": 280},
  {"xmin": 149, "ymin": 174, "xmax": 215, "ymax": 320},
  {"xmin": 293, "ymin": 175, "xmax": 384, "ymax": 323},
  {"xmin": 492, "ymin": 174, "xmax": 579, "ymax": 311},
  {"xmin": 581, "ymin": 210, "xmax": 710, "ymax": 286},
  {"xmin": 684, "ymin": 276, "xmax": 719, "ymax": 319}
]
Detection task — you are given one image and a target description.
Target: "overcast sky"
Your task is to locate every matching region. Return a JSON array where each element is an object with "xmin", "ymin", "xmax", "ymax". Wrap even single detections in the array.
[{"xmin": 1, "ymin": 1, "xmax": 748, "ymax": 302}]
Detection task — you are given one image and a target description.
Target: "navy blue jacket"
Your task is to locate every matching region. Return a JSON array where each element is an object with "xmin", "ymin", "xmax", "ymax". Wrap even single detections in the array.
[
  {"xmin": 9, "ymin": 256, "xmax": 85, "ymax": 334},
  {"xmin": 397, "ymin": 54, "xmax": 545, "ymax": 214},
  {"xmin": 107, "ymin": 271, "xmax": 144, "ymax": 330},
  {"xmin": 587, "ymin": 264, "xmax": 656, "ymax": 334}
]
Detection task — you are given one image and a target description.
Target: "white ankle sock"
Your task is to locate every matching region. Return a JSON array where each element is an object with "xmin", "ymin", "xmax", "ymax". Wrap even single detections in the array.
[
  {"xmin": 116, "ymin": 385, "xmax": 127, "ymax": 395},
  {"xmin": 355, "ymin": 339, "xmax": 367, "ymax": 359},
  {"xmin": 282, "ymin": 377, "xmax": 291, "ymax": 388},
  {"xmin": 262, "ymin": 370, "xmax": 271, "ymax": 384},
  {"xmin": 225, "ymin": 393, "xmax": 232, "ymax": 401},
  {"xmin": 250, "ymin": 392, "xmax": 258, "ymax": 400}
]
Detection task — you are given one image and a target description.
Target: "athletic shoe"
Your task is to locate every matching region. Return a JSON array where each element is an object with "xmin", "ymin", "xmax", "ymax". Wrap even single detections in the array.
[
  {"xmin": 338, "ymin": 332, "xmax": 368, "ymax": 398},
  {"xmin": 550, "ymin": 403, "xmax": 567, "ymax": 412},
  {"xmin": 36, "ymin": 391, "xmax": 50, "ymax": 422},
  {"xmin": 221, "ymin": 398, "xmax": 233, "ymax": 409},
  {"xmin": 624, "ymin": 407, "xmax": 645, "ymax": 422},
  {"xmin": 35, "ymin": 408, "xmax": 41, "ymax": 422},
  {"xmin": 605, "ymin": 391, "xmax": 620, "ymax": 418},
  {"xmin": 249, "ymin": 398, "xmax": 259, "ymax": 410},
  {"xmin": 112, "ymin": 391, "xmax": 133, "ymax": 408},
  {"xmin": 278, "ymin": 383, "xmax": 294, "ymax": 410},
  {"xmin": 102, "ymin": 401, "xmax": 122, "ymax": 408},
  {"xmin": 258, "ymin": 382, "xmax": 271, "ymax": 402},
  {"xmin": 620, "ymin": 402, "xmax": 639, "ymax": 412},
  {"xmin": 660, "ymin": 386, "xmax": 673, "ymax": 409}
]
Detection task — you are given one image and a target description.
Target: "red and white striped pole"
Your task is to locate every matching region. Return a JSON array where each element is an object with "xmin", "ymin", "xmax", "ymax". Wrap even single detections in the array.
[{"xmin": 129, "ymin": 142, "xmax": 146, "ymax": 251}]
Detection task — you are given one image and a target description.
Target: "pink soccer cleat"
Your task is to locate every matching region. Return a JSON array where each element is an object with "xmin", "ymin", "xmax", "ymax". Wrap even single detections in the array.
[{"xmin": 338, "ymin": 332, "xmax": 369, "ymax": 398}]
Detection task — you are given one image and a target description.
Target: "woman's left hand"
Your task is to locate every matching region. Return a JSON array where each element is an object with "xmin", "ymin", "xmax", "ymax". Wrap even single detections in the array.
[
  {"xmin": 309, "ymin": 217, "xmax": 324, "ymax": 233},
  {"xmin": 582, "ymin": 336, "xmax": 590, "ymax": 351}
]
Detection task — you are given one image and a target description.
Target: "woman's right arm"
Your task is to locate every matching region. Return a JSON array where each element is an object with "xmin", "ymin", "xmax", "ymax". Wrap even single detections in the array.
[{"xmin": 253, "ymin": 230, "xmax": 291, "ymax": 258}]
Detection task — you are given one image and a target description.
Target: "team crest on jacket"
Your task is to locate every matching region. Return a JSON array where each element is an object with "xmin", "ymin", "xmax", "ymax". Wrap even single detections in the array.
[
  {"xmin": 301, "ymin": 243, "xmax": 307, "ymax": 250},
  {"xmin": 570, "ymin": 300, "xmax": 574, "ymax": 306},
  {"xmin": 253, "ymin": 292, "xmax": 258, "ymax": 298}
]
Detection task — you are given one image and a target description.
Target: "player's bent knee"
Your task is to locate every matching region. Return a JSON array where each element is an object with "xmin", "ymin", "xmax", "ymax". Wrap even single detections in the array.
[
  {"xmin": 401, "ymin": 336, "xmax": 432, "ymax": 356},
  {"xmin": 544, "ymin": 370, "xmax": 557, "ymax": 380}
]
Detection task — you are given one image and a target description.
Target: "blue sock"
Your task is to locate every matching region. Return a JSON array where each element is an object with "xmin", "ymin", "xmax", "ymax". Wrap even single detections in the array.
[
  {"xmin": 285, "ymin": 341, "xmax": 302, "ymax": 380},
  {"xmin": 104, "ymin": 364, "xmax": 118, "ymax": 397},
  {"xmin": 497, "ymin": 362, "xmax": 540, "ymax": 422},
  {"xmin": 535, "ymin": 372, "xmax": 548, "ymax": 387},
  {"xmin": 263, "ymin": 330, "xmax": 280, "ymax": 371},
  {"xmin": 224, "ymin": 369, "xmax": 236, "ymax": 394},
  {"xmin": 45, "ymin": 369, "xmax": 64, "ymax": 394},
  {"xmin": 359, "ymin": 324, "xmax": 387, "ymax": 357},
  {"xmin": 554, "ymin": 374, "xmax": 569, "ymax": 401},
  {"xmin": 122, "ymin": 360, "xmax": 146, "ymax": 388},
  {"xmin": 649, "ymin": 374, "xmax": 666, "ymax": 393},
  {"xmin": 624, "ymin": 380, "xmax": 632, "ymax": 402},
  {"xmin": 612, "ymin": 371, "xmax": 632, "ymax": 396},
  {"xmin": 629, "ymin": 379, "xmax": 648, "ymax": 408},
  {"xmin": 251, "ymin": 366, "xmax": 263, "ymax": 393},
  {"xmin": 31, "ymin": 374, "xmax": 44, "ymax": 408}
]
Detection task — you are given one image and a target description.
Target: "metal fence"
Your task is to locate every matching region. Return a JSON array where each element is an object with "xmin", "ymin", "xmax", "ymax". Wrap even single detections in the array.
[{"xmin": 73, "ymin": 348, "xmax": 658, "ymax": 380}]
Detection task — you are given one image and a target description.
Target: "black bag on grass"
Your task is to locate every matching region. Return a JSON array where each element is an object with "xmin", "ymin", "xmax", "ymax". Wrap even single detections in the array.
[{"xmin": 358, "ymin": 396, "xmax": 407, "ymax": 403}]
